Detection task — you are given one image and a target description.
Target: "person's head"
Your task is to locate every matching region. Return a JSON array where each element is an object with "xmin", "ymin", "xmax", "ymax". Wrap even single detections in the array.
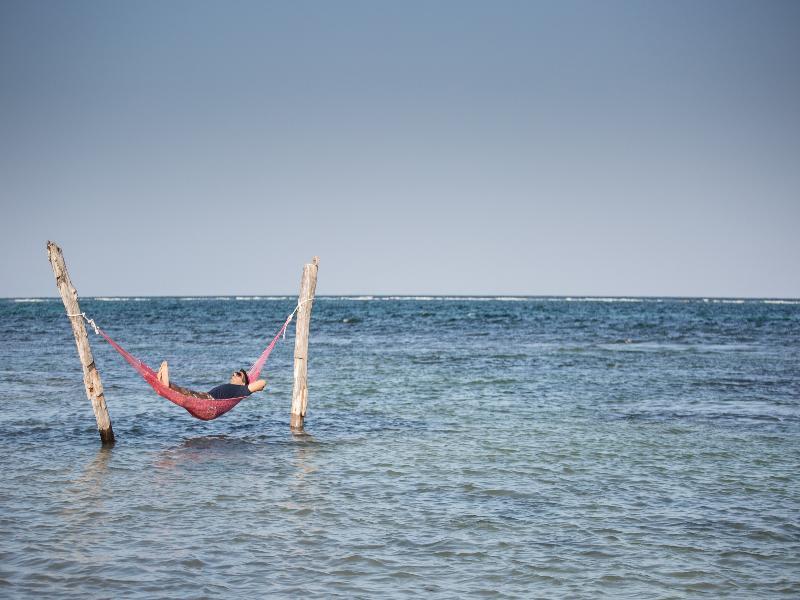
[{"xmin": 230, "ymin": 368, "xmax": 250, "ymax": 386}]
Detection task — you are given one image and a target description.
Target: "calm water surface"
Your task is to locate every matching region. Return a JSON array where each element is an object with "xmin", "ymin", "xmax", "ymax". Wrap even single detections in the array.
[{"xmin": 1, "ymin": 296, "xmax": 799, "ymax": 598}]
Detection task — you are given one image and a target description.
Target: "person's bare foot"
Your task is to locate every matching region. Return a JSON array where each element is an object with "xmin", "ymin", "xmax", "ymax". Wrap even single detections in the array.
[{"xmin": 157, "ymin": 361, "xmax": 169, "ymax": 386}]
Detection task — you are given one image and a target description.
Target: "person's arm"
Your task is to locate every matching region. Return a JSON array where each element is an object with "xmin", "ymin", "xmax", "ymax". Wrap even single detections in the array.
[{"xmin": 248, "ymin": 379, "xmax": 266, "ymax": 393}]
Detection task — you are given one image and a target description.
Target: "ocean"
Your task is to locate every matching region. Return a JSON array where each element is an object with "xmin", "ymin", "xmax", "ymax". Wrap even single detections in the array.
[{"xmin": 1, "ymin": 296, "xmax": 798, "ymax": 598}]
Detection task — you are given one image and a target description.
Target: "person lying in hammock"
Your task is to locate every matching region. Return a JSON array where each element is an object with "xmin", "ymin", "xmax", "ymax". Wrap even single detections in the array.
[{"xmin": 156, "ymin": 361, "xmax": 266, "ymax": 400}]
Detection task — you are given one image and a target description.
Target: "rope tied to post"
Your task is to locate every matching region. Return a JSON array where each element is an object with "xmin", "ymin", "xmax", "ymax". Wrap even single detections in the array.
[
  {"xmin": 66, "ymin": 312, "xmax": 100, "ymax": 335},
  {"xmin": 283, "ymin": 297, "xmax": 313, "ymax": 339}
]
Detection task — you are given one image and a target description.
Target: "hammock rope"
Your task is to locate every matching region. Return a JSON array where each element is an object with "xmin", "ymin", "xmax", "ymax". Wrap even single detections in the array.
[
  {"xmin": 68, "ymin": 301, "xmax": 310, "ymax": 421},
  {"xmin": 67, "ymin": 312, "xmax": 100, "ymax": 335}
]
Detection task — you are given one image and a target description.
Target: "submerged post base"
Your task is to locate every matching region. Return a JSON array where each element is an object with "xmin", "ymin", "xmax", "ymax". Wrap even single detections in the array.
[
  {"xmin": 290, "ymin": 413, "xmax": 304, "ymax": 430},
  {"xmin": 99, "ymin": 426, "xmax": 115, "ymax": 446}
]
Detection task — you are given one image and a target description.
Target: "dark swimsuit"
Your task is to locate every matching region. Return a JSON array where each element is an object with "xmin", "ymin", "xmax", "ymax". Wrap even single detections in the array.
[
  {"xmin": 167, "ymin": 383, "xmax": 251, "ymax": 400},
  {"xmin": 207, "ymin": 383, "xmax": 252, "ymax": 400}
]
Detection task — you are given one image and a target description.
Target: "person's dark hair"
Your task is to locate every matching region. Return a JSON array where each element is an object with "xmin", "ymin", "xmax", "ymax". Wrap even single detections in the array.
[{"xmin": 240, "ymin": 369, "xmax": 249, "ymax": 386}]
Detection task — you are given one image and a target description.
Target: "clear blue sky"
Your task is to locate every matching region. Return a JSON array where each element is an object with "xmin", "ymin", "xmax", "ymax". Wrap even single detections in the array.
[{"xmin": 2, "ymin": 1, "xmax": 798, "ymax": 297}]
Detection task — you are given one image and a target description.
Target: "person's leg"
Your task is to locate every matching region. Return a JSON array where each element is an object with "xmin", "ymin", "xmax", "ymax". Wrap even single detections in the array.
[
  {"xmin": 157, "ymin": 361, "xmax": 170, "ymax": 386},
  {"xmin": 166, "ymin": 381, "xmax": 213, "ymax": 399},
  {"xmin": 156, "ymin": 361, "xmax": 212, "ymax": 399},
  {"xmin": 169, "ymin": 384, "xmax": 213, "ymax": 399}
]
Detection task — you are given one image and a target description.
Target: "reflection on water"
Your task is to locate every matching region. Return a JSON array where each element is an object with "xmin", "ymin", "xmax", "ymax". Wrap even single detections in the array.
[
  {"xmin": 291, "ymin": 430, "xmax": 318, "ymax": 481},
  {"xmin": 153, "ymin": 435, "xmax": 251, "ymax": 470},
  {"xmin": 75, "ymin": 446, "xmax": 114, "ymax": 492},
  {"xmin": 60, "ymin": 446, "xmax": 114, "ymax": 523}
]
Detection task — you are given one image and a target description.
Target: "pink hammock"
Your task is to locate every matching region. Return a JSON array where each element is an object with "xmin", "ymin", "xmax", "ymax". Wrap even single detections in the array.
[{"xmin": 89, "ymin": 313, "xmax": 294, "ymax": 421}]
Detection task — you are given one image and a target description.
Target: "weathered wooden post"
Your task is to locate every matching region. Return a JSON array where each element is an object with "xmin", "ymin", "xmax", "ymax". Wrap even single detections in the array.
[
  {"xmin": 47, "ymin": 241, "xmax": 115, "ymax": 445},
  {"xmin": 291, "ymin": 256, "xmax": 319, "ymax": 430}
]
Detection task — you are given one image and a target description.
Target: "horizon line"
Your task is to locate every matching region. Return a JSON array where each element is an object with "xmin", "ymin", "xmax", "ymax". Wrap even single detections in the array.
[{"xmin": 4, "ymin": 294, "xmax": 800, "ymax": 301}]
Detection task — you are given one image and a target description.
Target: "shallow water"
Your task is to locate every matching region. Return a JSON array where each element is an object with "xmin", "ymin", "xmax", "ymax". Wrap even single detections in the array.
[{"xmin": 1, "ymin": 296, "xmax": 799, "ymax": 597}]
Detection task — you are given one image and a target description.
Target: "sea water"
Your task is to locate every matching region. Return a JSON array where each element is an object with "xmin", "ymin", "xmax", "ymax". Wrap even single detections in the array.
[{"xmin": 1, "ymin": 296, "xmax": 798, "ymax": 598}]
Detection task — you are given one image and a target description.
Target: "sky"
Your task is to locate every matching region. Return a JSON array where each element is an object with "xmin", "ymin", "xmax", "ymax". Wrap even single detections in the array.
[{"xmin": 1, "ymin": 0, "xmax": 798, "ymax": 298}]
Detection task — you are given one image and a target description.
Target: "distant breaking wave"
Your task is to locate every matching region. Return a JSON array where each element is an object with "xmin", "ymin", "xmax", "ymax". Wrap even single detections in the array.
[
  {"xmin": 564, "ymin": 297, "xmax": 643, "ymax": 303},
  {"xmin": 234, "ymin": 296, "xmax": 292, "ymax": 301}
]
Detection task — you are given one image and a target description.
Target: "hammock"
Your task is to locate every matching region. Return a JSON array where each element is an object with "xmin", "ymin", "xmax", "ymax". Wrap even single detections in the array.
[{"xmin": 73, "ymin": 308, "xmax": 298, "ymax": 421}]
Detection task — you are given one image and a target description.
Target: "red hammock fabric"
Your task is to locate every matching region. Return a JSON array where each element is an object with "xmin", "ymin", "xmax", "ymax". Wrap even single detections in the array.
[{"xmin": 96, "ymin": 313, "xmax": 294, "ymax": 421}]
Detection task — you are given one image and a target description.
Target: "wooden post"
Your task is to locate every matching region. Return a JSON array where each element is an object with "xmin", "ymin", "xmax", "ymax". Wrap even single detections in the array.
[
  {"xmin": 47, "ymin": 241, "xmax": 115, "ymax": 445},
  {"xmin": 291, "ymin": 256, "xmax": 319, "ymax": 430}
]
